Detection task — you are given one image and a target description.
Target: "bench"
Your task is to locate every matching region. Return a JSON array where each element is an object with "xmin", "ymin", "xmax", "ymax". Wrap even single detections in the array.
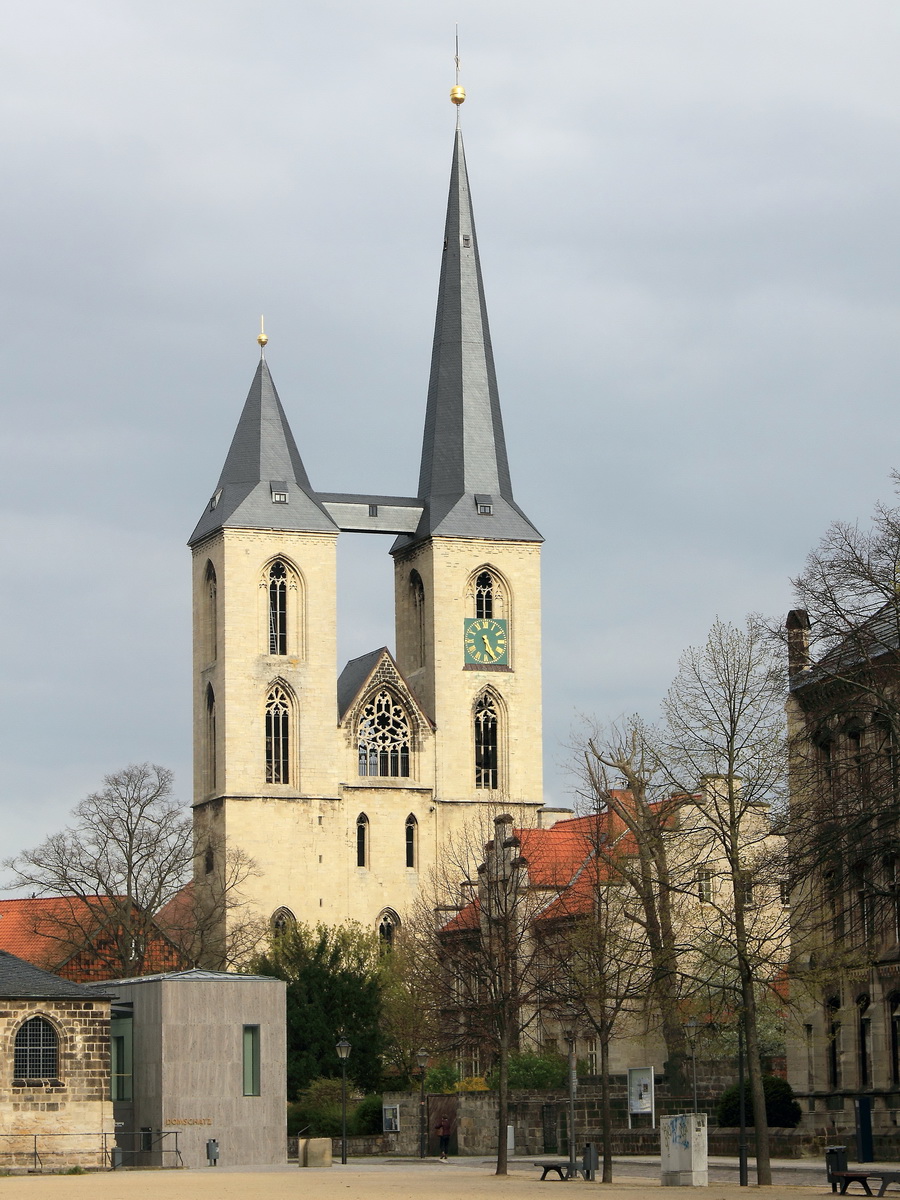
[
  {"xmin": 830, "ymin": 1170, "xmax": 900, "ymax": 1196},
  {"xmin": 533, "ymin": 1160, "xmax": 577, "ymax": 1181}
]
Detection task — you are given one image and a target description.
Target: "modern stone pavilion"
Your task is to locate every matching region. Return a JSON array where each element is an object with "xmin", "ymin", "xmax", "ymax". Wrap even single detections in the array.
[
  {"xmin": 89, "ymin": 967, "xmax": 286, "ymax": 1169},
  {"xmin": 0, "ymin": 949, "xmax": 114, "ymax": 1170}
]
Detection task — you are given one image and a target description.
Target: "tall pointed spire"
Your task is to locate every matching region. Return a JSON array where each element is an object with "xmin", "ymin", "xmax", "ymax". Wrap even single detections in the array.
[
  {"xmin": 189, "ymin": 353, "xmax": 337, "ymax": 545},
  {"xmin": 410, "ymin": 127, "xmax": 541, "ymax": 544}
]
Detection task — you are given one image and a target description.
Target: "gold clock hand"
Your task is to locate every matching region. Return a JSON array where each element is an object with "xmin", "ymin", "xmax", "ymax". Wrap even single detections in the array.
[{"xmin": 481, "ymin": 634, "xmax": 497, "ymax": 660}]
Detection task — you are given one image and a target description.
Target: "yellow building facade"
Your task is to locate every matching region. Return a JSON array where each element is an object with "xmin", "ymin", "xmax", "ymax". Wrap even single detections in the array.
[{"xmin": 188, "ymin": 127, "xmax": 559, "ymax": 950}]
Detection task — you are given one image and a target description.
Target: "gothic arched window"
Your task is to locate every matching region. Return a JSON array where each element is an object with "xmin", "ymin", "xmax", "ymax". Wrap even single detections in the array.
[
  {"xmin": 271, "ymin": 907, "xmax": 296, "ymax": 936},
  {"xmin": 265, "ymin": 684, "xmax": 291, "ymax": 784},
  {"xmin": 268, "ymin": 560, "xmax": 288, "ymax": 655},
  {"xmin": 14, "ymin": 1017, "xmax": 59, "ymax": 1080},
  {"xmin": 475, "ymin": 571, "xmax": 494, "ymax": 620},
  {"xmin": 410, "ymin": 571, "xmax": 426, "ymax": 666},
  {"xmin": 205, "ymin": 560, "xmax": 217, "ymax": 663},
  {"xmin": 378, "ymin": 909, "xmax": 400, "ymax": 950},
  {"xmin": 405, "ymin": 813, "xmax": 418, "ymax": 869},
  {"xmin": 475, "ymin": 693, "xmax": 499, "ymax": 789},
  {"xmin": 357, "ymin": 813, "xmax": 369, "ymax": 868},
  {"xmin": 206, "ymin": 684, "xmax": 216, "ymax": 791},
  {"xmin": 357, "ymin": 690, "xmax": 411, "ymax": 778}
]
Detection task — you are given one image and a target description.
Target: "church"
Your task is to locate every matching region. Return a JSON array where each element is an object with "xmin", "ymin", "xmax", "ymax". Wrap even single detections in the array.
[{"xmin": 188, "ymin": 99, "xmax": 561, "ymax": 950}]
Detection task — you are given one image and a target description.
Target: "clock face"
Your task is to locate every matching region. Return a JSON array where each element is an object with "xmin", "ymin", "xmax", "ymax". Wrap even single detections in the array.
[{"xmin": 464, "ymin": 618, "xmax": 508, "ymax": 665}]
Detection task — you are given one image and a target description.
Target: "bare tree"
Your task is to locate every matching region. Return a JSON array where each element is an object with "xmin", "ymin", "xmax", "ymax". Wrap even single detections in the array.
[
  {"xmin": 658, "ymin": 617, "xmax": 788, "ymax": 1187},
  {"xmin": 4, "ymin": 763, "xmax": 261, "ymax": 977},
  {"xmin": 578, "ymin": 722, "xmax": 692, "ymax": 1089},
  {"xmin": 543, "ymin": 839, "xmax": 652, "ymax": 1182},
  {"xmin": 409, "ymin": 808, "xmax": 563, "ymax": 1176}
]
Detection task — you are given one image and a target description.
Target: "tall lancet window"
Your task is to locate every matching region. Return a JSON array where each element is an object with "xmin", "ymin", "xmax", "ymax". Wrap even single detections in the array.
[
  {"xmin": 265, "ymin": 684, "xmax": 291, "ymax": 784},
  {"xmin": 206, "ymin": 684, "xmax": 216, "ymax": 792},
  {"xmin": 357, "ymin": 690, "xmax": 411, "ymax": 778},
  {"xmin": 474, "ymin": 693, "xmax": 499, "ymax": 789},
  {"xmin": 405, "ymin": 814, "xmax": 418, "ymax": 869},
  {"xmin": 475, "ymin": 571, "xmax": 494, "ymax": 620},
  {"xmin": 410, "ymin": 571, "xmax": 426, "ymax": 666},
  {"xmin": 205, "ymin": 561, "xmax": 217, "ymax": 663},
  {"xmin": 268, "ymin": 559, "xmax": 288, "ymax": 655},
  {"xmin": 357, "ymin": 813, "xmax": 369, "ymax": 868}
]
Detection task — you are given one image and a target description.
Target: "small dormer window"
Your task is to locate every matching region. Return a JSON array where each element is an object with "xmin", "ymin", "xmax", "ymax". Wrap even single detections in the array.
[
  {"xmin": 209, "ymin": 489, "xmax": 222, "ymax": 512},
  {"xmin": 475, "ymin": 493, "xmax": 493, "ymax": 516},
  {"xmin": 270, "ymin": 481, "xmax": 289, "ymax": 504},
  {"xmin": 368, "ymin": 504, "xmax": 379, "ymax": 517},
  {"xmin": 462, "ymin": 234, "xmax": 471, "ymax": 248}
]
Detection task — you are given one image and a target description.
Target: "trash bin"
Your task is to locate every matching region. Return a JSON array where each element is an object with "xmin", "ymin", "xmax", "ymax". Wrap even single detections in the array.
[
  {"xmin": 206, "ymin": 1138, "xmax": 219, "ymax": 1167},
  {"xmin": 825, "ymin": 1145, "xmax": 847, "ymax": 1191},
  {"xmin": 582, "ymin": 1143, "xmax": 599, "ymax": 1181}
]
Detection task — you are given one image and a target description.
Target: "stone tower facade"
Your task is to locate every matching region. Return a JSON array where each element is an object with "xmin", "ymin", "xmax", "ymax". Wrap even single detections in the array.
[{"xmin": 189, "ymin": 126, "xmax": 556, "ymax": 953}]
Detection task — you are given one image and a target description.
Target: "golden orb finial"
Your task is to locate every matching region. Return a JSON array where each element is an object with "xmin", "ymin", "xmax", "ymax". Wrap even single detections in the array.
[
  {"xmin": 450, "ymin": 85, "xmax": 466, "ymax": 106},
  {"xmin": 257, "ymin": 315, "xmax": 268, "ymax": 349}
]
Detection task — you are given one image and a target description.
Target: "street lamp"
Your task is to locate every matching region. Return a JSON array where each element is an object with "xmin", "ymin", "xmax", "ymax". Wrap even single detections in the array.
[
  {"xmin": 684, "ymin": 1018, "xmax": 699, "ymax": 1113},
  {"xmin": 416, "ymin": 1047, "xmax": 430, "ymax": 1159},
  {"xmin": 336, "ymin": 1038, "xmax": 351, "ymax": 1165},
  {"xmin": 560, "ymin": 1006, "xmax": 579, "ymax": 1180}
]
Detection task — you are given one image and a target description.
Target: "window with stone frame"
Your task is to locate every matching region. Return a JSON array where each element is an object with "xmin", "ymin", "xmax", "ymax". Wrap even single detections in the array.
[
  {"xmin": 468, "ymin": 566, "xmax": 507, "ymax": 622},
  {"xmin": 205, "ymin": 560, "xmax": 217, "ymax": 663},
  {"xmin": 357, "ymin": 813, "xmax": 369, "ymax": 868},
  {"xmin": 265, "ymin": 684, "xmax": 291, "ymax": 784},
  {"xmin": 474, "ymin": 692, "xmax": 499, "ymax": 789},
  {"xmin": 378, "ymin": 909, "xmax": 400, "ymax": 949},
  {"xmin": 357, "ymin": 689, "xmax": 411, "ymax": 778},
  {"xmin": 206, "ymin": 684, "xmax": 216, "ymax": 791},
  {"xmin": 405, "ymin": 813, "xmax": 418, "ymax": 868},
  {"xmin": 268, "ymin": 559, "xmax": 288, "ymax": 655},
  {"xmin": 14, "ymin": 1016, "xmax": 59, "ymax": 1080},
  {"xmin": 410, "ymin": 571, "xmax": 426, "ymax": 666},
  {"xmin": 271, "ymin": 907, "xmax": 296, "ymax": 936}
]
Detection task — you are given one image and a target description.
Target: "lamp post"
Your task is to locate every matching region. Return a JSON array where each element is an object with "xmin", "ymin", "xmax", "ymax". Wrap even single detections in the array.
[
  {"xmin": 561, "ymin": 1007, "xmax": 579, "ymax": 1179},
  {"xmin": 684, "ymin": 1018, "xmax": 699, "ymax": 1113},
  {"xmin": 336, "ymin": 1038, "xmax": 351, "ymax": 1165},
  {"xmin": 416, "ymin": 1048, "xmax": 430, "ymax": 1159}
]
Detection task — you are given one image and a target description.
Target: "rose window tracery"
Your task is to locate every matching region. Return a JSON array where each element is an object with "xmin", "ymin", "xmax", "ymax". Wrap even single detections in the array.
[{"xmin": 357, "ymin": 690, "xmax": 411, "ymax": 778}]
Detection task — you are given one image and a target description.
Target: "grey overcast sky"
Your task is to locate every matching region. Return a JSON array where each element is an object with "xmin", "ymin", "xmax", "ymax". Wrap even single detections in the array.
[{"xmin": 1, "ymin": 1, "xmax": 899, "ymax": 860}]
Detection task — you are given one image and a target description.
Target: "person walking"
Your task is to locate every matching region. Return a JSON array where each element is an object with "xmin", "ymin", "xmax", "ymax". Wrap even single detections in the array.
[{"xmin": 435, "ymin": 1114, "xmax": 452, "ymax": 1161}]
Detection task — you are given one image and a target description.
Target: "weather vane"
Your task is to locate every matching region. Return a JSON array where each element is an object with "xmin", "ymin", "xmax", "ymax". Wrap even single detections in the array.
[{"xmin": 450, "ymin": 26, "xmax": 466, "ymax": 116}]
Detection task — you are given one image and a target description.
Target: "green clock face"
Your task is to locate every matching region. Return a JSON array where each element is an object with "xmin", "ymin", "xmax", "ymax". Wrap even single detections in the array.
[{"xmin": 464, "ymin": 618, "xmax": 508, "ymax": 666}]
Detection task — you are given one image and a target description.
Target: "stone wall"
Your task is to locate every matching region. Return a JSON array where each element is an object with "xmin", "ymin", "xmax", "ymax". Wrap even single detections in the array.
[{"xmin": 0, "ymin": 997, "xmax": 113, "ymax": 1169}]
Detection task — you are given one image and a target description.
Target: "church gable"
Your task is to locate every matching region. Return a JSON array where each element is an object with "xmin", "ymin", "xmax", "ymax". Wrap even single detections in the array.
[{"xmin": 338, "ymin": 648, "xmax": 432, "ymax": 736}]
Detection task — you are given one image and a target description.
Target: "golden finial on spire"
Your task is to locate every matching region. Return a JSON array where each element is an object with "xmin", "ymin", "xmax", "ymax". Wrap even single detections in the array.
[
  {"xmin": 257, "ymin": 315, "xmax": 268, "ymax": 353},
  {"xmin": 450, "ymin": 26, "xmax": 465, "ymax": 107}
]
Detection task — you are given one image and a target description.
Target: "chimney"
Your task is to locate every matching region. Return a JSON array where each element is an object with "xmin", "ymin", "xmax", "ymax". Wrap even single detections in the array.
[{"xmin": 786, "ymin": 609, "xmax": 811, "ymax": 676}]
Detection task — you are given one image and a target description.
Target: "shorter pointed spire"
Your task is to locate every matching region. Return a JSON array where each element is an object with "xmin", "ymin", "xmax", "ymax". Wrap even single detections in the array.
[{"xmin": 189, "ymin": 357, "xmax": 337, "ymax": 545}]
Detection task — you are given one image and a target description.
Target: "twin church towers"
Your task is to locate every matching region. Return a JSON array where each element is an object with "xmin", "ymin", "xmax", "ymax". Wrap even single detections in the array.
[{"xmin": 188, "ymin": 118, "xmax": 551, "ymax": 947}]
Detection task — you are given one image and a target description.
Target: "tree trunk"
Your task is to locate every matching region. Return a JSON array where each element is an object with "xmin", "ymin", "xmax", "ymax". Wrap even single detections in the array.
[
  {"xmin": 496, "ymin": 1023, "xmax": 509, "ymax": 1175},
  {"xmin": 742, "ymin": 979, "xmax": 772, "ymax": 1185},
  {"xmin": 600, "ymin": 1028, "xmax": 613, "ymax": 1183}
]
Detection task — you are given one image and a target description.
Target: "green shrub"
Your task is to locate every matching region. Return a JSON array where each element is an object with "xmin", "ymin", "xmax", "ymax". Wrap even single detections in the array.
[
  {"xmin": 486, "ymin": 1052, "xmax": 568, "ymax": 1091},
  {"xmin": 290, "ymin": 1076, "xmax": 346, "ymax": 1137},
  {"xmin": 716, "ymin": 1074, "xmax": 801, "ymax": 1128},
  {"xmin": 425, "ymin": 1061, "xmax": 459, "ymax": 1093},
  {"xmin": 351, "ymin": 1093, "xmax": 384, "ymax": 1135}
]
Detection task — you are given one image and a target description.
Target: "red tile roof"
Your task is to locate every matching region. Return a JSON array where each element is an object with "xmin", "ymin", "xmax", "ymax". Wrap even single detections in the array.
[{"xmin": 0, "ymin": 896, "xmax": 184, "ymax": 982}]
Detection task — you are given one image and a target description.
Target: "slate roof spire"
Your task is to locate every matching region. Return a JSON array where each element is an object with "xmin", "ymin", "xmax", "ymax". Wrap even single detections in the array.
[
  {"xmin": 189, "ymin": 348, "xmax": 337, "ymax": 545},
  {"xmin": 408, "ymin": 127, "xmax": 541, "ymax": 545}
]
